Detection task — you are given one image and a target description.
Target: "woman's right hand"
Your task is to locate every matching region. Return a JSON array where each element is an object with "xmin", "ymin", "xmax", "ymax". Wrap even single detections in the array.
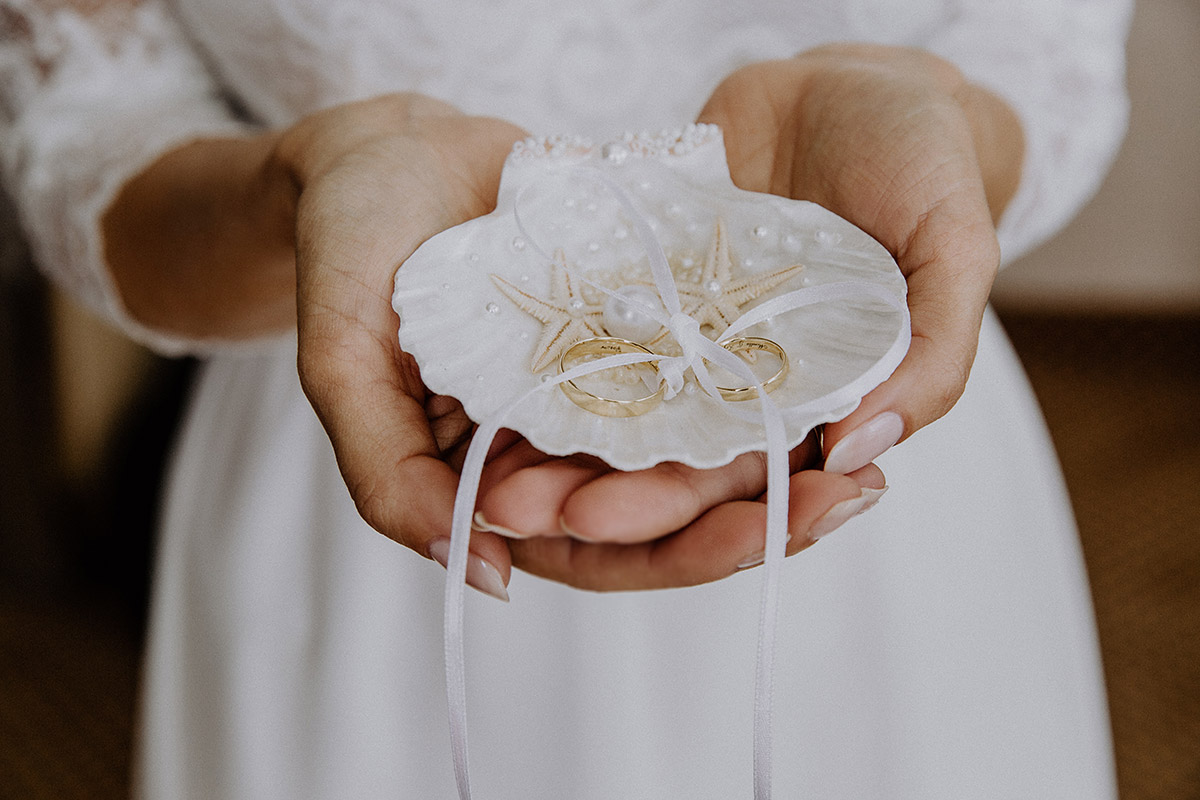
[{"xmin": 272, "ymin": 95, "xmax": 528, "ymax": 597}]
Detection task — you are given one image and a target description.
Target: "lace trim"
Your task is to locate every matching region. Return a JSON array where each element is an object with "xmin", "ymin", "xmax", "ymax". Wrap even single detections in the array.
[
  {"xmin": 929, "ymin": 0, "xmax": 1133, "ymax": 264},
  {"xmin": 0, "ymin": 0, "xmax": 270, "ymax": 356}
]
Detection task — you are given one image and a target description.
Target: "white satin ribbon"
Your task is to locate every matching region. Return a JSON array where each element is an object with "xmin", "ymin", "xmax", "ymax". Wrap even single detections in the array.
[{"xmin": 442, "ymin": 167, "xmax": 906, "ymax": 800}]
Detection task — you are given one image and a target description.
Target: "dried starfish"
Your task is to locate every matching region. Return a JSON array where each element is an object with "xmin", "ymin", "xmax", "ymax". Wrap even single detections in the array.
[
  {"xmin": 669, "ymin": 218, "xmax": 804, "ymax": 338},
  {"xmin": 490, "ymin": 249, "xmax": 606, "ymax": 372}
]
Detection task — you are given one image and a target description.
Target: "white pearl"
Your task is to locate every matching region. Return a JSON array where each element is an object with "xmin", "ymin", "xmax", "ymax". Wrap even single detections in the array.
[
  {"xmin": 603, "ymin": 285, "xmax": 664, "ymax": 343},
  {"xmin": 816, "ymin": 229, "xmax": 841, "ymax": 247},
  {"xmin": 602, "ymin": 142, "xmax": 629, "ymax": 165}
]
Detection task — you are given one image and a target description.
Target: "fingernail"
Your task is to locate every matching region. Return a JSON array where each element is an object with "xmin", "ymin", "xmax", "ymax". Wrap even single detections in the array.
[
  {"xmin": 824, "ymin": 412, "xmax": 904, "ymax": 475},
  {"xmin": 473, "ymin": 511, "xmax": 532, "ymax": 539},
  {"xmin": 858, "ymin": 485, "xmax": 889, "ymax": 514},
  {"xmin": 810, "ymin": 493, "xmax": 871, "ymax": 540},
  {"xmin": 558, "ymin": 515, "xmax": 601, "ymax": 543},
  {"xmin": 428, "ymin": 538, "xmax": 510, "ymax": 602},
  {"xmin": 737, "ymin": 534, "xmax": 793, "ymax": 570}
]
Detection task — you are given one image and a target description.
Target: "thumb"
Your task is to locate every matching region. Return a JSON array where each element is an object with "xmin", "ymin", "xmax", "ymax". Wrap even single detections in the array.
[{"xmin": 822, "ymin": 209, "xmax": 1000, "ymax": 474}]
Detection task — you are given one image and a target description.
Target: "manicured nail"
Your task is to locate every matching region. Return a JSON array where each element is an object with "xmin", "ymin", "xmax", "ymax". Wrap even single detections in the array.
[
  {"xmin": 558, "ymin": 515, "xmax": 601, "ymax": 543},
  {"xmin": 737, "ymin": 534, "xmax": 793, "ymax": 570},
  {"xmin": 824, "ymin": 412, "xmax": 904, "ymax": 475},
  {"xmin": 810, "ymin": 493, "xmax": 871, "ymax": 540},
  {"xmin": 858, "ymin": 486, "xmax": 889, "ymax": 514},
  {"xmin": 427, "ymin": 538, "xmax": 510, "ymax": 602},
  {"xmin": 473, "ymin": 511, "xmax": 532, "ymax": 539}
]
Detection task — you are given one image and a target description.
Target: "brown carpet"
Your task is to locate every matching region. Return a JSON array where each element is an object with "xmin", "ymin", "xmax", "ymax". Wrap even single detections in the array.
[
  {"xmin": 1, "ymin": 312, "xmax": 1197, "ymax": 799},
  {"xmin": 999, "ymin": 311, "xmax": 1200, "ymax": 800}
]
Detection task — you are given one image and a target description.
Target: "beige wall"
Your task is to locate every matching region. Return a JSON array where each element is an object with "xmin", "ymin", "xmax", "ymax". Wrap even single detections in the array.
[{"xmin": 993, "ymin": 0, "xmax": 1200, "ymax": 311}]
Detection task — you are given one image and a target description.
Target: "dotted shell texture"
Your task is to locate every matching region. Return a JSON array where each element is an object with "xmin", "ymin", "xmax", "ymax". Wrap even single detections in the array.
[{"xmin": 392, "ymin": 125, "xmax": 909, "ymax": 471}]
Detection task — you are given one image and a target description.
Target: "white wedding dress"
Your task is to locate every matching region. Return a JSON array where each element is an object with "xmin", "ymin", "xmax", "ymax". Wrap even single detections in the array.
[{"xmin": 1, "ymin": 1, "xmax": 1132, "ymax": 797}]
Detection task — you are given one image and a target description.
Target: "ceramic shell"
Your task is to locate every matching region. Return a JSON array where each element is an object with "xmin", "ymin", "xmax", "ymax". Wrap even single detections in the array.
[{"xmin": 392, "ymin": 125, "xmax": 909, "ymax": 470}]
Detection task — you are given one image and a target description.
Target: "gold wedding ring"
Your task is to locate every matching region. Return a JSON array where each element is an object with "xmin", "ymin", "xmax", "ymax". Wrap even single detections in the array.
[
  {"xmin": 558, "ymin": 337, "xmax": 665, "ymax": 417},
  {"xmin": 714, "ymin": 336, "xmax": 789, "ymax": 401}
]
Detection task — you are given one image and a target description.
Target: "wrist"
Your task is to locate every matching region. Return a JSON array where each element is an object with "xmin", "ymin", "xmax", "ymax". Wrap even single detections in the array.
[
  {"xmin": 103, "ymin": 131, "xmax": 300, "ymax": 338},
  {"xmin": 951, "ymin": 83, "xmax": 1025, "ymax": 223}
]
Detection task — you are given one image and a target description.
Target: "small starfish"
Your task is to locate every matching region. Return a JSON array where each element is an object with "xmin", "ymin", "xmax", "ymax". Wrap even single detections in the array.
[
  {"xmin": 491, "ymin": 250, "xmax": 607, "ymax": 372},
  {"xmin": 670, "ymin": 218, "xmax": 804, "ymax": 338}
]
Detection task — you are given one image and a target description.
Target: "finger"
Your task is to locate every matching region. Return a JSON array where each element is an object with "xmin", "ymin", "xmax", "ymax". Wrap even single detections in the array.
[
  {"xmin": 425, "ymin": 393, "xmax": 474, "ymax": 462},
  {"xmin": 559, "ymin": 441, "xmax": 815, "ymax": 543},
  {"xmin": 507, "ymin": 465, "xmax": 873, "ymax": 591},
  {"xmin": 475, "ymin": 450, "xmax": 611, "ymax": 538},
  {"xmin": 845, "ymin": 461, "xmax": 887, "ymax": 491},
  {"xmin": 300, "ymin": 316, "xmax": 513, "ymax": 560},
  {"xmin": 823, "ymin": 206, "xmax": 999, "ymax": 474},
  {"xmin": 508, "ymin": 502, "xmax": 772, "ymax": 591},
  {"xmin": 296, "ymin": 325, "xmax": 514, "ymax": 610},
  {"xmin": 294, "ymin": 119, "xmax": 522, "ymax": 591},
  {"xmin": 480, "ymin": 433, "xmax": 820, "ymax": 544}
]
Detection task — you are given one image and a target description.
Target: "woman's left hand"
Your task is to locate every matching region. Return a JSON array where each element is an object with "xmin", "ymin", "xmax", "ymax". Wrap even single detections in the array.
[
  {"xmin": 695, "ymin": 44, "xmax": 1024, "ymax": 475},
  {"xmin": 481, "ymin": 45, "xmax": 1024, "ymax": 590}
]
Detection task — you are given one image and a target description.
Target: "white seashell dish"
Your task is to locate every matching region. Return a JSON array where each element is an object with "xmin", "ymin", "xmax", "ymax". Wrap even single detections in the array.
[{"xmin": 392, "ymin": 124, "xmax": 910, "ymax": 471}]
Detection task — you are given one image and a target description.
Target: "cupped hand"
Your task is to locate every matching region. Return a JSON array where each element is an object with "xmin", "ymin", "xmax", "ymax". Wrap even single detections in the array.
[
  {"xmin": 277, "ymin": 93, "xmax": 884, "ymax": 598},
  {"xmin": 275, "ymin": 94, "xmax": 525, "ymax": 594},
  {"xmin": 697, "ymin": 44, "xmax": 1024, "ymax": 473},
  {"xmin": 482, "ymin": 45, "xmax": 1025, "ymax": 591},
  {"xmin": 477, "ymin": 432, "xmax": 885, "ymax": 592}
]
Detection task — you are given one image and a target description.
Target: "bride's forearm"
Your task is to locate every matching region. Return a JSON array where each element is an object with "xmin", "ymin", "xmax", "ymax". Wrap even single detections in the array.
[{"xmin": 102, "ymin": 131, "xmax": 297, "ymax": 339}]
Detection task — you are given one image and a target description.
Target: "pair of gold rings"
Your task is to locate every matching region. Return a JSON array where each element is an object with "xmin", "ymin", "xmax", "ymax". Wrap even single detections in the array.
[{"xmin": 558, "ymin": 335, "xmax": 789, "ymax": 417}]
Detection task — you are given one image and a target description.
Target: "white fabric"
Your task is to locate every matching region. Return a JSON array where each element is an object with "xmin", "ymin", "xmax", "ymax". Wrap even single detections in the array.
[
  {"xmin": 0, "ymin": 0, "xmax": 1131, "ymax": 798},
  {"xmin": 0, "ymin": 0, "xmax": 253, "ymax": 355}
]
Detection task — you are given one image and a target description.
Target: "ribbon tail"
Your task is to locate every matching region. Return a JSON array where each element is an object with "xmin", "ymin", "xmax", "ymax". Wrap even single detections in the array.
[
  {"xmin": 443, "ymin": 353, "xmax": 665, "ymax": 800},
  {"xmin": 753, "ymin": 390, "xmax": 790, "ymax": 800},
  {"xmin": 445, "ymin": 413, "xmax": 509, "ymax": 800}
]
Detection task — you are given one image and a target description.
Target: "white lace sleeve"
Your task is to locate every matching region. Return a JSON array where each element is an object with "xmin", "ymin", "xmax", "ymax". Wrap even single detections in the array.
[
  {"xmin": 0, "ymin": 0, "xmax": 253, "ymax": 355},
  {"xmin": 927, "ymin": 0, "xmax": 1134, "ymax": 264}
]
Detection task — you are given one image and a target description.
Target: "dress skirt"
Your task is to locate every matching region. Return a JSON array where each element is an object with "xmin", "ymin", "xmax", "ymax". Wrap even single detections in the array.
[{"xmin": 135, "ymin": 308, "xmax": 1115, "ymax": 800}]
